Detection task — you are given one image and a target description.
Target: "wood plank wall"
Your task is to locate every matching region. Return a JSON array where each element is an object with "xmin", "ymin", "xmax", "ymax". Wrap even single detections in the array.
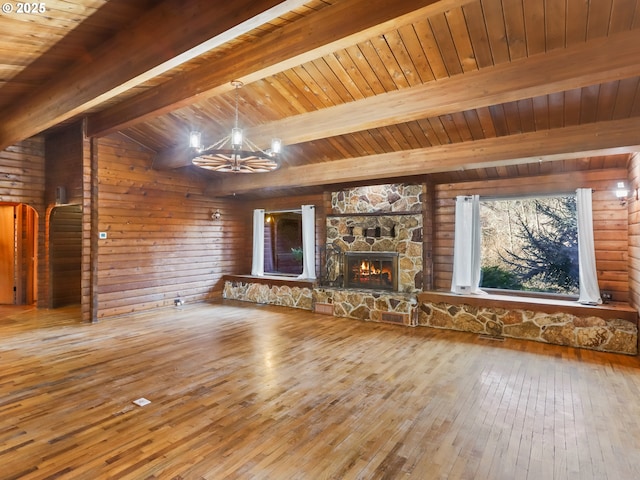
[
  {"xmin": 0, "ymin": 138, "xmax": 46, "ymax": 306},
  {"xmin": 45, "ymin": 125, "xmax": 83, "ymax": 205},
  {"xmin": 243, "ymin": 193, "xmax": 326, "ymax": 278},
  {"xmin": 83, "ymin": 127, "xmax": 94, "ymax": 321},
  {"xmin": 95, "ymin": 135, "xmax": 247, "ymax": 319},
  {"xmin": 433, "ymin": 169, "xmax": 630, "ymax": 302},
  {"xmin": 45, "ymin": 124, "xmax": 84, "ymax": 309},
  {"xmin": 0, "ymin": 139, "xmax": 45, "ymax": 205},
  {"xmin": 628, "ymin": 153, "xmax": 640, "ymax": 310}
]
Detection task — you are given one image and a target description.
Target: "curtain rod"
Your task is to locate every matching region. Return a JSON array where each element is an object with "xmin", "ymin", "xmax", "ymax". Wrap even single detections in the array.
[
  {"xmin": 479, "ymin": 191, "xmax": 579, "ymax": 202},
  {"xmin": 264, "ymin": 208, "xmax": 302, "ymax": 214}
]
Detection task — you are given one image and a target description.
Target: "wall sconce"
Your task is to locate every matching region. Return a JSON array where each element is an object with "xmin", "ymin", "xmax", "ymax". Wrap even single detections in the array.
[
  {"xmin": 211, "ymin": 209, "xmax": 221, "ymax": 221},
  {"xmin": 615, "ymin": 181, "xmax": 633, "ymax": 206},
  {"xmin": 55, "ymin": 186, "xmax": 67, "ymax": 205}
]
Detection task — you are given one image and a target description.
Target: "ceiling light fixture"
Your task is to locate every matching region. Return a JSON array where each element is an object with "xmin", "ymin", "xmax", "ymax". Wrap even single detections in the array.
[{"xmin": 190, "ymin": 81, "xmax": 281, "ymax": 173}]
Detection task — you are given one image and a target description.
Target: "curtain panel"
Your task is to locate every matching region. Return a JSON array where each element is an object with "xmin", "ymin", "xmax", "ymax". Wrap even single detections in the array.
[
  {"xmin": 251, "ymin": 209, "xmax": 265, "ymax": 276},
  {"xmin": 450, "ymin": 195, "xmax": 484, "ymax": 295},
  {"xmin": 297, "ymin": 205, "xmax": 316, "ymax": 279},
  {"xmin": 576, "ymin": 188, "xmax": 602, "ymax": 304}
]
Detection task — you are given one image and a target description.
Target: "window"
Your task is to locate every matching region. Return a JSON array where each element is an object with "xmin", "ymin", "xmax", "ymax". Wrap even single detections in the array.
[
  {"xmin": 479, "ymin": 195, "xmax": 579, "ymax": 295},
  {"xmin": 264, "ymin": 211, "xmax": 302, "ymax": 275}
]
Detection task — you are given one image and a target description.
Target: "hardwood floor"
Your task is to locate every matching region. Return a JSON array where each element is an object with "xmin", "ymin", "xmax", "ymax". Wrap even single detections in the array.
[{"xmin": 1, "ymin": 300, "xmax": 640, "ymax": 479}]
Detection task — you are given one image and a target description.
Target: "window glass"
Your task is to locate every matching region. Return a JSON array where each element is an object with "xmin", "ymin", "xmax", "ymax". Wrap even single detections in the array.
[
  {"xmin": 264, "ymin": 212, "xmax": 303, "ymax": 275},
  {"xmin": 480, "ymin": 195, "xmax": 579, "ymax": 295}
]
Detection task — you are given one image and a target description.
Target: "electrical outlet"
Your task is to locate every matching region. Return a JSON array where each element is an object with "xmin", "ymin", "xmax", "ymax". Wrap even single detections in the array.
[
  {"xmin": 133, "ymin": 397, "xmax": 151, "ymax": 407},
  {"xmin": 99, "ymin": 232, "xmax": 107, "ymax": 239}
]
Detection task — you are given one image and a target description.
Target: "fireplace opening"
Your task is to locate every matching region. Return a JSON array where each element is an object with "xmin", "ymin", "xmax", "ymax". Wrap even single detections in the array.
[{"xmin": 344, "ymin": 252, "xmax": 398, "ymax": 291}]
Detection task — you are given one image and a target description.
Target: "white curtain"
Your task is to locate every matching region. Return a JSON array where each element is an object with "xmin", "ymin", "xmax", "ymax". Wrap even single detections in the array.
[
  {"xmin": 576, "ymin": 188, "xmax": 602, "ymax": 304},
  {"xmin": 451, "ymin": 195, "xmax": 484, "ymax": 295},
  {"xmin": 298, "ymin": 205, "xmax": 316, "ymax": 279},
  {"xmin": 251, "ymin": 209, "xmax": 265, "ymax": 276}
]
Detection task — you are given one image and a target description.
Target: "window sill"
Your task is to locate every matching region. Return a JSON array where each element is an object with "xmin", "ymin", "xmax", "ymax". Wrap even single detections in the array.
[
  {"xmin": 417, "ymin": 291, "xmax": 638, "ymax": 324},
  {"xmin": 480, "ymin": 288, "xmax": 578, "ymax": 302}
]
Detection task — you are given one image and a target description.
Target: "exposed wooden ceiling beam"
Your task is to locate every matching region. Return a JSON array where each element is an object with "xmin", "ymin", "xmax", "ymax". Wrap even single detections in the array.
[
  {"xmin": 0, "ymin": 0, "xmax": 303, "ymax": 151},
  {"xmin": 86, "ymin": 0, "xmax": 470, "ymax": 138},
  {"xmin": 205, "ymin": 117, "xmax": 640, "ymax": 197},
  {"xmin": 247, "ymin": 30, "xmax": 640, "ymax": 145},
  {"xmin": 156, "ymin": 29, "xmax": 640, "ymax": 169}
]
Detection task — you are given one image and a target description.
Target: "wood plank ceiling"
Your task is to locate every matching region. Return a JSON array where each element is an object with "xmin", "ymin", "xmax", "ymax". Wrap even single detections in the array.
[{"xmin": 1, "ymin": 0, "xmax": 640, "ymax": 197}]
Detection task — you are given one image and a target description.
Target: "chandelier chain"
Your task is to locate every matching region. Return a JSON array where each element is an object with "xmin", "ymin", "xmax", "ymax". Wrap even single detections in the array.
[
  {"xmin": 234, "ymin": 82, "xmax": 240, "ymax": 133},
  {"xmin": 191, "ymin": 80, "xmax": 280, "ymax": 173}
]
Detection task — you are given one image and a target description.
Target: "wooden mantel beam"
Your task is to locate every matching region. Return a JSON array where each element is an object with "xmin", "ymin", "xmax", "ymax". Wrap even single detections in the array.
[
  {"xmin": 86, "ymin": 0, "xmax": 465, "ymax": 138},
  {"xmin": 0, "ymin": 0, "xmax": 304, "ymax": 151},
  {"xmin": 156, "ymin": 29, "xmax": 640, "ymax": 169},
  {"xmin": 205, "ymin": 117, "xmax": 640, "ymax": 197}
]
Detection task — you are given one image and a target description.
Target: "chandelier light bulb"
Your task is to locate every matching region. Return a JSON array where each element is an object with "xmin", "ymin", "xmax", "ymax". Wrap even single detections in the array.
[
  {"xmin": 271, "ymin": 138, "xmax": 282, "ymax": 155},
  {"xmin": 189, "ymin": 131, "xmax": 201, "ymax": 150},
  {"xmin": 231, "ymin": 127, "xmax": 243, "ymax": 148}
]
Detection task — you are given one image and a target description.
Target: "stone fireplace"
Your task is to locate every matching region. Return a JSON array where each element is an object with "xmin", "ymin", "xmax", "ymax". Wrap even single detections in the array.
[
  {"xmin": 310, "ymin": 184, "xmax": 424, "ymax": 326},
  {"xmin": 325, "ymin": 182, "xmax": 423, "ymax": 294},
  {"xmin": 343, "ymin": 251, "xmax": 398, "ymax": 291}
]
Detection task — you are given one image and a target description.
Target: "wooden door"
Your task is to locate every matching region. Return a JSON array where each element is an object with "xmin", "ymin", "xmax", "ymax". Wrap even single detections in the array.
[
  {"xmin": 14, "ymin": 205, "xmax": 38, "ymax": 305},
  {"xmin": 0, "ymin": 206, "xmax": 15, "ymax": 304},
  {"xmin": 23, "ymin": 206, "xmax": 37, "ymax": 304}
]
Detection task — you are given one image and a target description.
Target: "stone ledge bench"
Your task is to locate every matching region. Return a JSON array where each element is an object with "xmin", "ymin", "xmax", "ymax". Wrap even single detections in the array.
[
  {"xmin": 223, "ymin": 274, "xmax": 316, "ymax": 310},
  {"xmin": 417, "ymin": 291, "xmax": 638, "ymax": 355}
]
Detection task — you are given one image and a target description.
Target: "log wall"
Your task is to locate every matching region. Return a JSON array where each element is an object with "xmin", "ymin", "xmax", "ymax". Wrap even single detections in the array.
[
  {"xmin": 629, "ymin": 153, "xmax": 640, "ymax": 310},
  {"xmin": 95, "ymin": 135, "xmax": 247, "ymax": 319},
  {"xmin": 45, "ymin": 125, "xmax": 84, "ymax": 205},
  {"xmin": 45, "ymin": 124, "xmax": 84, "ymax": 309},
  {"xmin": 433, "ymin": 169, "xmax": 630, "ymax": 302},
  {"xmin": 0, "ymin": 139, "xmax": 45, "ymax": 206}
]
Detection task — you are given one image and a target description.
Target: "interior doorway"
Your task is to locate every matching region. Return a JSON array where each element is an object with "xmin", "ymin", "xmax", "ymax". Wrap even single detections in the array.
[
  {"xmin": 0, "ymin": 203, "xmax": 38, "ymax": 305},
  {"xmin": 50, "ymin": 205, "xmax": 82, "ymax": 307}
]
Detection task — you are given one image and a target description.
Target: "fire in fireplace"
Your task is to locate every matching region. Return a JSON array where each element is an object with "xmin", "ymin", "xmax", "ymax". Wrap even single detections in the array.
[{"xmin": 343, "ymin": 252, "xmax": 398, "ymax": 291}]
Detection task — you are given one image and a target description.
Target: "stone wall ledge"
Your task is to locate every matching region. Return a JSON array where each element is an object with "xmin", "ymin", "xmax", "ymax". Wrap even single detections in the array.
[
  {"xmin": 417, "ymin": 291, "xmax": 638, "ymax": 324},
  {"xmin": 417, "ymin": 291, "xmax": 638, "ymax": 355},
  {"xmin": 223, "ymin": 274, "xmax": 317, "ymax": 289},
  {"xmin": 222, "ymin": 277, "xmax": 314, "ymax": 310}
]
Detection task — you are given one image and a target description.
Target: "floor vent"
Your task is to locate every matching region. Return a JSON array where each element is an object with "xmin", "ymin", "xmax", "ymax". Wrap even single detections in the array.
[
  {"xmin": 314, "ymin": 303, "xmax": 334, "ymax": 315},
  {"xmin": 479, "ymin": 334, "xmax": 505, "ymax": 342},
  {"xmin": 381, "ymin": 312, "xmax": 408, "ymax": 325}
]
